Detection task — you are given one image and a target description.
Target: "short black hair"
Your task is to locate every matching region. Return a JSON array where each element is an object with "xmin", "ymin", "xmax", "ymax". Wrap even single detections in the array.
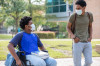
[
  {"xmin": 75, "ymin": 0, "xmax": 87, "ymax": 7},
  {"xmin": 20, "ymin": 16, "xmax": 32, "ymax": 30}
]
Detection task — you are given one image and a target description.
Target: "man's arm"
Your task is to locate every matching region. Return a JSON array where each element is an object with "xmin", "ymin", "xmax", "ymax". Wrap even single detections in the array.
[
  {"xmin": 8, "ymin": 43, "xmax": 22, "ymax": 66},
  {"xmin": 35, "ymin": 34, "xmax": 47, "ymax": 52},
  {"xmin": 88, "ymin": 22, "xmax": 93, "ymax": 42},
  {"xmin": 67, "ymin": 22, "xmax": 75, "ymax": 39},
  {"xmin": 88, "ymin": 12, "xmax": 93, "ymax": 42},
  {"xmin": 8, "ymin": 32, "xmax": 23, "ymax": 66},
  {"xmin": 39, "ymin": 46, "xmax": 46, "ymax": 51},
  {"xmin": 67, "ymin": 22, "xmax": 80, "ymax": 43}
]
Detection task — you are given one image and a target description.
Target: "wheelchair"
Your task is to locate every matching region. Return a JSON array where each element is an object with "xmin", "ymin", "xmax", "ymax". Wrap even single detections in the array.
[
  {"xmin": 11, "ymin": 50, "xmax": 48, "ymax": 66},
  {"xmin": 11, "ymin": 51, "xmax": 32, "ymax": 66}
]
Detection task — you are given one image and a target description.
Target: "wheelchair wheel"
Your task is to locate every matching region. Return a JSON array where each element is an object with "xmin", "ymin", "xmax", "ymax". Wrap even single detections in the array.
[{"xmin": 11, "ymin": 60, "xmax": 25, "ymax": 66}]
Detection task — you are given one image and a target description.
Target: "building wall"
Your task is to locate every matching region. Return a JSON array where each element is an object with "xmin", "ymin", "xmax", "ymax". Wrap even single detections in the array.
[
  {"xmin": 85, "ymin": 0, "xmax": 100, "ymax": 39},
  {"xmin": 46, "ymin": 0, "xmax": 73, "ymax": 22}
]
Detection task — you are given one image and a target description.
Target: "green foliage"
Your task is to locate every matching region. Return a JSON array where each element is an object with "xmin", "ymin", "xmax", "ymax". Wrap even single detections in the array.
[
  {"xmin": 59, "ymin": 22, "xmax": 67, "ymax": 32},
  {"xmin": 0, "ymin": 0, "xmax": 28, "ymax": 33},
  {"xmin": 4, "ymin": 17, "xmax": 15, "ymax": 27},
  {"xmin": 34, "ymin": 32, "xmax": 55, "ymax": 39},
  {"xmin": 0, "ymin": 7, "xmax": 7, "ymax": 23},
  {"xmin": 44, "ymin": 22, "xmax": 57, "ymax": 28},
  {"xmin": 64, "ymin": 0, "xmax": 73, "ymax": 4}
]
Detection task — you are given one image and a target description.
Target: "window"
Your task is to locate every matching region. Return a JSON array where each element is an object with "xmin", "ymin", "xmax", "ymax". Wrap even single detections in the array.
[
  {"xmin": 53, "ymin": 0, "xmax": 59, "ymax": 5},
  {"xmin": 46, "ymin": 7, "xmax": 53, "ymax": 13},
  {"xmin": 60, "ymin": 5, "xmax": 66, "ymax": 12},
  {"xmin": 53, "ymin": 6, "xmax": 59, "ymax": 13},
  {"xmin": 46, "ymin": 0, "xmax": 68, "ymax": 13},
  {"xmin": 60, "ymin": 0, "xmax": 66, "ymax": 4},
  {"xmin": 46, "ymin": 0, "xmax": 52, "ymax": 5}
]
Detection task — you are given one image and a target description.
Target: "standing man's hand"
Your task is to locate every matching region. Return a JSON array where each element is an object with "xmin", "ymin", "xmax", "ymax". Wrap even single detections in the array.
[
  {"xmin": 16, "ymin": 59, "xmax": 22, "ymax": 66},
  {"xmin": 88, "ymin": 37, "xmax": 92, "ymax": 42},
  {"xmin": 74, "ymin": 37, "xmax": 80, "ymax": 43}
]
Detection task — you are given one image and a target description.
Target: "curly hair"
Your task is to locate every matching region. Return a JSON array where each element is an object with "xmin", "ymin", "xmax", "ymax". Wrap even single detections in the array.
[
  {"xmin": 20, "ymin": 16, "xmax": 32, "ymax": 30},
  {"xmin": 75, "ymin": 0, "xmax": 87, "ymax": 7}
]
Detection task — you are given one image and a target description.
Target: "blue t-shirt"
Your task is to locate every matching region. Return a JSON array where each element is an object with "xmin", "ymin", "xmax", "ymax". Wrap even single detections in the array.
[{"xmin": 9, "ymin": 32, "xmax": 43, "ymax": 48}]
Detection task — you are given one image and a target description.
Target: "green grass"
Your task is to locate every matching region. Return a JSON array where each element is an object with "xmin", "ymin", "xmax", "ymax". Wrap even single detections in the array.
[
  {"xmin": 0, "ymin": 34, "xmax": 13, "ymax": 40},
  {"xmin": 46, "ymin": 47, "xmax": 67, "ymax": 58},
  {"xmin": 0, "ymin": 40, "xmax": 100, "ymax": 60},
  {"xmin": 0, "ymin": 41, "xmax": 9, "ymax": 60}
]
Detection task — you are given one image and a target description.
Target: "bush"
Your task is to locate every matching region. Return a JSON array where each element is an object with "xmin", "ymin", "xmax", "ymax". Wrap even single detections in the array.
[{"xmin": 33, "ymin": 31, "xmax": 55, "ymax": 39}]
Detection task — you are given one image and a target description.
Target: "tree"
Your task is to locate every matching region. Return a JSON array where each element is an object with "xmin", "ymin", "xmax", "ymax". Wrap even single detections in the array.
[
  {"xmin": 0, "ymin": 0, "xmax": 8, "ymax": 29},
  {"xmin": 0, "ymin": 0, "xmax": 46, "ymax": 33},
  {"xmin": 5, "ymin": 0, "xmax": 28, "ymax": 34},
  {"xmin": 27, "ymin": 0, "xmax": 46, "ymax": 28},
  {"xmin": 4, "ymin": 16, "xmax": 15, "ymax": 31},
  {"xmin": 64, "ymin": 0, "xmax": 73, "ymax": 4}
]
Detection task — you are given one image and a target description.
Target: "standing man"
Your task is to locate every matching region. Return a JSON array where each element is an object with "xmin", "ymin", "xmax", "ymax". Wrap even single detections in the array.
[{"xmin": 67, "ymin": 0, "xmax": 93, "ymax": 66}]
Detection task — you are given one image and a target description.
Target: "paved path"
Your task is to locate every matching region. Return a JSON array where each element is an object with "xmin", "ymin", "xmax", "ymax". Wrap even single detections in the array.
[
  {"xmin": 0, "ymin": 57, "xmax": 100, "ymax": 66},
  {"xmin": 0, "ymin": 39, "xmax": 100, "ymax": 41}
]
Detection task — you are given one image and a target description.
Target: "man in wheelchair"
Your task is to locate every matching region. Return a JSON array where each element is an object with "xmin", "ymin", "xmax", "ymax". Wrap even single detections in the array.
[{"xmin": 7, "ymin": 16, "xmax": 57, "ymax": 66}]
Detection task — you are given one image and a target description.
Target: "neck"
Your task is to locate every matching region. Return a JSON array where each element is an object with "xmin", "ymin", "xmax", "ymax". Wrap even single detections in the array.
[
  {"xmin": 82, "ymin": 11, "xmax": 85, "ymax": 15},
  {"xmin": 24, "ymin": 30, "xmax": 31, "ymax": 34}
]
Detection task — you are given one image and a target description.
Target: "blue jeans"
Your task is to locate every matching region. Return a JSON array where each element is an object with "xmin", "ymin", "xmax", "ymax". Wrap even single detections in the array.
[
  {"xmin": 26, "ymin": 54, "xmax": 57, "ymax": 66},
  {"xmin": 73, "ymin": 42, "xmax": 93, "ymax": 66}
]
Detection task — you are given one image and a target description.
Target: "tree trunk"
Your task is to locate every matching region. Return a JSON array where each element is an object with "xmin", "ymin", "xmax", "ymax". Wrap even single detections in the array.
[
  {"xmin": 15, "ymin": 17, "xmax": 18, "ymax": 34},
  {"xmin": 0, "ymin": 20, "xmax": 4, "ymax": 29},
  {"xmin": 29, "ymin": 0, "xmax": 32, "ymax": 17}
]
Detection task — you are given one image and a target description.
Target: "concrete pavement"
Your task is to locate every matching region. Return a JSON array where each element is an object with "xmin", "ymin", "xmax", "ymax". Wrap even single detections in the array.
[{"xmin": 0, "ymin": 57, "xmax": 100, "ymax": 66}]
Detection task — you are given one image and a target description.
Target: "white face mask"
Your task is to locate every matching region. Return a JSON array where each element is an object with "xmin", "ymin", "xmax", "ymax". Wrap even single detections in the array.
[
  {"xmin": 75, "ymin": 9, "xmax": 82, "ymax": 15},
  {"xmin": 30, "ymin": 24, "xmax": 35, "ymax": 31}
]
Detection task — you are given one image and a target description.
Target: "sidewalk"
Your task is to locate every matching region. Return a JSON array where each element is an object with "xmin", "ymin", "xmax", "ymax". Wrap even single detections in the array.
[
  {"xmin": 0, "ymin": 57, "xmax": 100, "ymax": 66},
  {"xmin": 0, "ymin": 39, "xmax": 100, "ymax": 41}
]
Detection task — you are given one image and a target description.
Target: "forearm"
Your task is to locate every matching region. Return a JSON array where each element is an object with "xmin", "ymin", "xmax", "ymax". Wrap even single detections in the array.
[
  {"xmin": 89, "ymin": 27, "xmax": 92, "ymax": 38},
  {"xmin": 67, "ymin": 27, "xmax": 75, "ymax": 39},
  {"xmin": 89, "ymin": 22, "xmax": 93, "ymax": 38},
  {"xmin": 39, "ymin": 46, "xmax": 46, "ymax": 51},
  {"xmin": 8, "ymin": 44, "xmax": 20, "ymax": 61}
]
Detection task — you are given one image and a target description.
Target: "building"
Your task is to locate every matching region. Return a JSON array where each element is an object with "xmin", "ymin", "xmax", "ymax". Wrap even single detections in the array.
[
  {"xmin": 85, "ymin": 0, "xmax": 100, "ymax": 39},
  {"xmin": 46, "ymin": 0, "xmax": 100, "ymax": 39},
  {"xmin": 46, "ymin": 0, "xmax": 73, "ymax": 22}
]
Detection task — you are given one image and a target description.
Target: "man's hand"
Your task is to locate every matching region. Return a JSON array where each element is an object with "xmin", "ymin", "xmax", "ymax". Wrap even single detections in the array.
[
  {"xmin": 88, "ymin": 37, "xmax": 92, "ymax": 42},
  {"xmin": 71, "ymin": 35, "xmax": 76, "ymax": 39},
  {"xmin": 74, "ymin": 37, "xmax": 80, "ymax": 43},
  {"xmin": 16, "ymin": 59, "xmax": 22, "ymax": 66}
]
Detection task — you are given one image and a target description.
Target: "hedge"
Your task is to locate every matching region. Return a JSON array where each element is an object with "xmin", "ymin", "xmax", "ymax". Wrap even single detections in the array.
[{"xmin": 33, "ymin": 31, "xmax": 55, "ymax": 39}]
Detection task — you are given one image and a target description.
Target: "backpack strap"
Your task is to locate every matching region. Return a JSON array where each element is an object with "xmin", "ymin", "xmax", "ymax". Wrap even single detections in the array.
[
  {"xmin": 87, "ymin": 12, "xmax": 91, "ymax": 34},
  {"xmin": 71, "ymin": 13, "xmax": 77, "ymax": 34},
  {"xmin": 87, "ymin": 12, "xmax": 90, "ymax": 22}
]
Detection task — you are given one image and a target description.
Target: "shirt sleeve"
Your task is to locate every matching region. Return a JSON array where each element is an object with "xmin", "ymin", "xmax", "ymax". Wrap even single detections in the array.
[
  {"xmin": 9, "ymin": 32, "xmax": 23, "ymax": 47},
  {"xmin": 89, "ymin": 12, "xmax": 94, "ymax": 23},
  {"xmin": 69, "ymin": 13, "xmax": 76, "ymax": 23},
  {"xmin": 35, "ymin": 34, "xmax": 43, "ymax": 47}
]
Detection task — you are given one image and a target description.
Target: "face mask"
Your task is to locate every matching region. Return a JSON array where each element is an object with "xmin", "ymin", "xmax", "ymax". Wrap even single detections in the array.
[
  {"xmin": 75, "ymin": 9, "xmax": 82, "ymax": 15},
  {"xmin": 30, "ymin": 24, "xmax": 35, "ymax": 31}
]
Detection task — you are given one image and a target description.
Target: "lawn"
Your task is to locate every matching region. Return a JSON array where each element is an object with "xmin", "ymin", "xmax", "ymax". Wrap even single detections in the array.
[
  {"xmin": 0, "ymin": 40, "xmax": 100, "ymax": 60},
  {"xmin": 0, "ymin": 34, "xmax": 13, "ymax": 40}
]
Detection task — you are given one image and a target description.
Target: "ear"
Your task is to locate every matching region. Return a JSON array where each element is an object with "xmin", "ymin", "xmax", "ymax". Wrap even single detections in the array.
[
  {"xmin": 83, "ymin": 6, "xmax": 86, "ymax": 9},
  {"xmin": 25, "ymin": 25, "xmax": 28, "ymax": 28}
]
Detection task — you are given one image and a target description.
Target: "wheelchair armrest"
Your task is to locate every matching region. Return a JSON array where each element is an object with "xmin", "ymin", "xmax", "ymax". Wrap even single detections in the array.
[
  {"xmin": 17, "ymin": 51, "xmax": 25, "ymax": 55},
  {"xmin": 42, "ymin": 50, "xmax": 48, "ymax": 53}
]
